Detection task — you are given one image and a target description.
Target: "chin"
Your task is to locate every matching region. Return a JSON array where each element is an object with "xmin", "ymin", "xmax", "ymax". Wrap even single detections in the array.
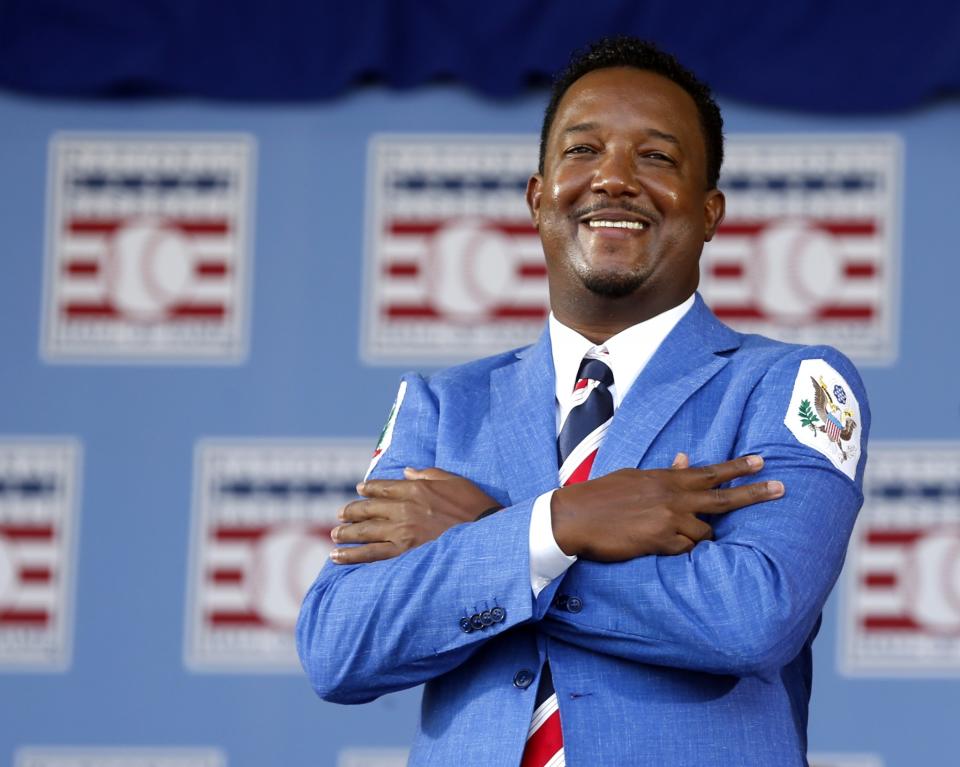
[{"xmin": 578, "ymin": 267, "xmax": 645, "ymax": 299}]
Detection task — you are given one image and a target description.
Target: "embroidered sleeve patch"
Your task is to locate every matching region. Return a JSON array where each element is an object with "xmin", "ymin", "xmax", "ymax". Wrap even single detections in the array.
[
  {"xmin": 784, "ymin": 359, "xmax": 862, "ymax": 481},
  {"xmin": 364, "ymin": 380, "xmax": 407, "ymax": 480}
]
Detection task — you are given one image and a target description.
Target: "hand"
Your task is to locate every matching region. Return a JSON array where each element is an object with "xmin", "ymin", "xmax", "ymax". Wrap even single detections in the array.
[
  {"xmin": 329, "ymin": 467, "xmax": 500, "ymax": 565},
  {"xmin": 551, "ymin": 454, "xmax": 784, "ymax": 562}
]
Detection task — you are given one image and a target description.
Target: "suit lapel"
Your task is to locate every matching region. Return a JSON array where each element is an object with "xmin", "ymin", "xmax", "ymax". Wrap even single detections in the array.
[
  {"xmin": 593, "ymin": 296, "xmax": 742, "ymax": 476},
  {"xmin": 490, "ymin": 328, "xmax": 560, "ymax": 504}
]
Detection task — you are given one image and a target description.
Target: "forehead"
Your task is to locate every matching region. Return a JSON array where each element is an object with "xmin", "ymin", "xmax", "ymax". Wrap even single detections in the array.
[{"xmin": 549, "ymin": 66, "xmax": 705, "ymax": 153}]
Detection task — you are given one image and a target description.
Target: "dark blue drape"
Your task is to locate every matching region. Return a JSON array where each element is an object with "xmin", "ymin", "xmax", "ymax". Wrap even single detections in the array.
[{"xmin": 1, "ymin": 0, "xmax": 958, "ymax": 112}]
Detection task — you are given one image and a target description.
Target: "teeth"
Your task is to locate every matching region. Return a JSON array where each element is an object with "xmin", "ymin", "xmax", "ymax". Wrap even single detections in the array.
[{"xmin": 588, "ymin": 220, "xmax": 647, "ymax": 230}]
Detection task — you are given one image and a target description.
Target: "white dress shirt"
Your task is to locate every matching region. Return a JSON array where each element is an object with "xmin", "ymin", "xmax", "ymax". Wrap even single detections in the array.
[{"xmin": 529, "ymin": 293, "xmax": 696, "ymax": 596}]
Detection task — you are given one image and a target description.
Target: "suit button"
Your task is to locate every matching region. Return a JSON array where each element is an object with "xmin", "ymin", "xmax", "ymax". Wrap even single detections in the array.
[
  {"xmin": 470, "ymin": 614, "xmax": 484, "ymax": 630},
  {"xmin": 566, "ymin": 596, "xmax": 582, "ymax": 613},
  {"xmin": 513, "ymin": 669, "xmax": 535, "ymax": 689},
  {"xmin": 480, "ymin": 610, "xmax": 494, "ymax": 626},
  {"xmin": 490, "ymin": 606, "xmax": 506, "ymax": 623},
  {"xmin": 459, "ymin": 617, "xmax": 473, "ymax": 633}
]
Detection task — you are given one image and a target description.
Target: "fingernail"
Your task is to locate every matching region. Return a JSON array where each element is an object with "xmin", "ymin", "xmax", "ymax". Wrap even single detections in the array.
[
  {"xmin": 330, "ymin": 527, "xmax": 339, "ymax": 542},
  {"xmin": 355, "ymin": 482, "xmax": 365, "ymax": 494},
  {"xmin": 766, "ymin": 481, "xmax": 784, "ymax": 494},
  {"xmin": 329, "ymin": 549, "xmax": 341, "ymax": 561},
  {"xmin": 747, "ymin": 455, "xmax": 763, "ymax": 468}
]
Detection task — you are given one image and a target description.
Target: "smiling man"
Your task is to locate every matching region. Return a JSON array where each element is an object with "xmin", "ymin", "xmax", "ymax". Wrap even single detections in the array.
[{"xmin": 298, "ymin": 37, "xmax": 869, "ymax": 767}]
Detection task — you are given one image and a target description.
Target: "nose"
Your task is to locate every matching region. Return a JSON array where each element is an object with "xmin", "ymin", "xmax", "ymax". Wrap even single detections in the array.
[{"xmin": 590, "ymin": 148, "xmax": 640, "ymax": 197}]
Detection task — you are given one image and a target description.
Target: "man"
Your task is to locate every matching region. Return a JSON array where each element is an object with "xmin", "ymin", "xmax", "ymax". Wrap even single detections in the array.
[{"xmin": 297, "ymin": 36, "xmax": 869, "ymax": 767}]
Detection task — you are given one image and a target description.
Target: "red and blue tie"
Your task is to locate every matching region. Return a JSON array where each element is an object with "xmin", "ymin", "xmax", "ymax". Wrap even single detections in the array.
[{"xmin": 521, "ymin": 355, "xmax": 614, "ymax": 767}]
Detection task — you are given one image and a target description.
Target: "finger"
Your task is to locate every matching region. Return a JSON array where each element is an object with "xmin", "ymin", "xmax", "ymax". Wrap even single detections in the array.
[
  {"xmin": 330, "ymin": 542, "xmax": 400, "ymax": 565},
  {"xmin": 678, "ymin": 454, "xmax": 765, "ymax": 489},
  {"xmin": 338, "ymin": 498, "xmax": 400, "ymax": 522},
  {"xmin": 331, "ymin": 519, "xmax": 391, "ymax": 544},
  {"xmin": 675, "ymin": 515, "xmax": 713, "ymax": 542},
  {"xmin": 404, "ymin": 466, "xmax": 459, "ymax": 481},
  {"xmin": 671, "ymin": 452, "xmax": 690, "ymax": 470},
  {"xmin": 357, "ymin": 478, "xmax": 416, "ymax": 499},
  {"xmin": 665, "ymin": 533, "xmax": 697, "ymax": 556},
  {"xmin": 690, "ymin": 479, "xmax": 785, "ymax": 515}
]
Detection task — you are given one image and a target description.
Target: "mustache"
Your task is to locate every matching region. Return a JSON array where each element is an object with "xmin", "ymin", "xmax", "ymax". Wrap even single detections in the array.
[{"xmin": 570, "ymin": 202, "xmax": 661, "ymax": 224}]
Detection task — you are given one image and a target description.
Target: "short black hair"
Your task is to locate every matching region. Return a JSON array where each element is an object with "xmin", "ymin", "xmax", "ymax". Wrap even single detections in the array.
[{"xmin": 538, "ymin": 36, "xmax": 724, "ymax": 189}]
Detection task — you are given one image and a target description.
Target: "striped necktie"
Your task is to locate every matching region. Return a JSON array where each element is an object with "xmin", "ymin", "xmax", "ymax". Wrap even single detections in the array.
[{"xmin": 521, "ymin": 355, "xmax": 614, "ymax": 767}]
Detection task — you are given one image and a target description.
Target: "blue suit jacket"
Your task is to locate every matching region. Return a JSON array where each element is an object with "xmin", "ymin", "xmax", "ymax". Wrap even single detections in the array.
[{"xmin": 297, "ymin": 295, "xmax": 870, "ymax": 766}]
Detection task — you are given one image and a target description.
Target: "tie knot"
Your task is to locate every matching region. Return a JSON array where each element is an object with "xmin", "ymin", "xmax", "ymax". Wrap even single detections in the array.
[{"xmin": 576, "ymin": 357, "xmax": 614, "ymax": 389}]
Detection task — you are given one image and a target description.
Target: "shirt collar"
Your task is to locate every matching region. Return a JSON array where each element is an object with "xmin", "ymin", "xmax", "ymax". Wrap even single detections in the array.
[{"xmin": 549, "ymin": 292, "xmax": 695, "ymax": 412}]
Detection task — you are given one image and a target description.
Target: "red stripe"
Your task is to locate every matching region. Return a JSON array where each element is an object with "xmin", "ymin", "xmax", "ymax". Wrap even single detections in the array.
[
  {"xmin": 208, "ymin": 611, "xmax": 265, "ymax": 627},
  {"xmin": 710, "ymin": 263, "xmax": 743, "ymax": 278},
  {"xmin": 0, "ymin": 524, "xmax": 55, "ymax": 540},
  {"xmin": 64, "ymin": 260, "xmax": 100, "ymax": 276},
  {"xmin": 564, "ymin": 449, "xmax": 598, "ymax": 486},
  {"xmin": 389, "ymin": 221, "xmax": 536, "ymax": 236},
  {"xmin": 20, "ymin": 567, "xmax": 53, "ymax": 583},
  {"xmin": 210, "ymin": 568, "xmax": 244, "ymax": 584},
  {"xmin": 384, "ymin": 305, "xmax": 547, "ymax": 320},
  {"xmin": 862, "ymin": 615, "xmax": 920, "ymax": 631},
  {"xmin": 520, "ymin": 709, "xmax": 563, "ymax": 767},
  {"xmin": 386, "ymin": 262, "xmax": 419, "ymax": 277},
  {"xmin": 712, "ymin": 305, "xmax": 765, "ymax": 319},
  {"xmin": 844, "ymin": 262, "xmax": 877, "ymax": 278},
  {"xmin": 518, "ymin": 264, "xmax": 548, "ymax": 278},
  {"xmin": 717, "ymin": 220, "xmax": 876, "ymax": 237},
  {"xmin": 63, "ymin": 303, "xmax": 118, "ymax": 318},
  {"xmin": 195, "ymin": 261, "xmax": 229, "ymax": 277},
  {"xmin": 67, "ymin": 218, "xmax": 230, "ymax": 235},
  {"xmin": 214, "ymin": 526, "xmax": 269, "ymax": 541},
  {"xmin": 573, "ymin": 379, "xmax": 589, "ymax": 391},
  {"xmin": 63, "ymin": 303, "xmax": 227, "ymax": 319},
  {"xmin": 863, "ymin": 572, "xmax": 897, "ymax": 588},
  {"xmin": 818, "ymin": 305, "xmax": 874, "ymax": 320},
  {"xmin": 0, "ymin": 609, "xmax": 49, "ymax": 626},
  {"xmin": 491, "ymin": 306, "xmax": 548, "ymax": 319},
  {"xmin": 385, "ymin": 305, "xmax": 438, "ymax": 318},
  {"xmin": 169, "ymin": 304, "xmax": 226, "ymax": 319},
  {"xmin": 866, "ymin": 530, "xmax": 923, "ymax": 545}
]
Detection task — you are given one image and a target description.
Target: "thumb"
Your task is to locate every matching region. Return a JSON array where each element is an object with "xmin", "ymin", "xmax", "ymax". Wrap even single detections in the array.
[
  {"xmin": 403, "ymin": 466, "xmax": 457, "ymax": 480},
  {"xmin": 670, "ymin": 452, "xmax": 690, "ymax": 470}
]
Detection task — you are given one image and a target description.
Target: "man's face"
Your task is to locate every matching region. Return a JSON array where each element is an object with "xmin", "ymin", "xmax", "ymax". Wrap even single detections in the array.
[{"xmin": 526, "ymin": 67, "xmax": 724, "ymax": 308}]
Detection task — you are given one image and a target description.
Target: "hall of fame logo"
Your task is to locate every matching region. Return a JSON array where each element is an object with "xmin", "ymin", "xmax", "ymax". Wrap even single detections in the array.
[
  {"xmin": 16, "ymin": 748, "xmax": 225, "ymax": 767},
  {"xmin": 184, "ymin": 440, "xmax": 371, "ymax": 671},
  {"xmin": 808, "ymin": 754, "xmax": 883, "ymax": 767},
  {"xmin": 362, "ymin": 134, "xmax": 899, "ymax": 365},
  {"xmin": 841, "ymin": 443, "xmax": 960, "ymax": 675},
  {"xmin": 0, "ymin": 439, "xmax": 80, "ymax": 670},
  {"xmin": 362, "ymin": 135, "xmax": 546, "ymax": 362},
  {"xmin": 701, "ymin": 135, "xmax": 900, "ymax": 364},
  {"xmin": 42, "ymin": 133, "xmax": 255, "ymax": 362}
]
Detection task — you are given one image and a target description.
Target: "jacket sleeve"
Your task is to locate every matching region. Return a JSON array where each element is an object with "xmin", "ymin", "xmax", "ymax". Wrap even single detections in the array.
[
  {"xmin": 296, "ymin": 373, "xmax": 562, "ymax": 704},
  {"xmin": 540, "ymin": 347, "xmax": 870, "ymax": 676}
]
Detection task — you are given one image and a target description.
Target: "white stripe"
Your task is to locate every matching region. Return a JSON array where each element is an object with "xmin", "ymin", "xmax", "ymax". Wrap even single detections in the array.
[
  {"xmin": 545, "ymin": 748, "xmax": 566, "ymax": 767},
  {"xmin": 526, "ymin": 693, "xmax": 559, "ymax": 738},
  {"xmin": 558, "ymin": 419, "xmax": 610, "ymax": 485}
]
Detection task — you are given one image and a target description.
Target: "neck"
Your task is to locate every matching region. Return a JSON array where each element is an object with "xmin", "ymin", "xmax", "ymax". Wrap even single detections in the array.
[{"xmin": 551, "ymin": 288, "xmax": 695, "ymax": 344}]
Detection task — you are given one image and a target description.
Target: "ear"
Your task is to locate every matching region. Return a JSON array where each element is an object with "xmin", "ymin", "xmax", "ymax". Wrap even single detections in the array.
[
  {"xmin": 525, "ymin": 174, "xmax": 543, "ymax": 228},
  {"xmin": 702, "ymin": 188, "xmax": 725, "ymax": 242}
]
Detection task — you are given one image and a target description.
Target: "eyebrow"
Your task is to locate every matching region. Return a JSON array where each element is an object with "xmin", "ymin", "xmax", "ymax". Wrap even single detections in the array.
[{"xmin": 562, "ymin": 123, "xmax": 682, "ymax": 146}]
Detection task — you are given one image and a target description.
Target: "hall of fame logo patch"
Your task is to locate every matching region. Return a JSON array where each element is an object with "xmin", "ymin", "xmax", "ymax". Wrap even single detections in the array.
[
  {"xmin": 840, "ymin": 443, "xmax": 960, "ymax": 675},
  {"xmin": 0, "ymin": 439, "xmax": 81, "ymax": 670},
  {"xmin": 185, "ymin": 440, "xmax": 372, "ymax": 671},
  {"xmin": 808, "ymin": 754, "xmax": 884, "ymax": 767},
  {"xmin": 700, "ymin": 135, "xmax": 900, "ymax": 365},
  {"xmin": 365, "ymin": 380, "xmax": 406, "ymax": 479},
  {"xmin": 16, "ymin": 748, "xmax": 225, "ymax": 767},
  {"xmin": 42, "ymin": 133, "xmax": 255, "ymax": 362},
  {"xmin": 784, "ymin": 359, "xmax": 862, "ymax": 481},
  {"xmin": 362, "ymin": 135, "xmax": 547, "ymax": 362}
]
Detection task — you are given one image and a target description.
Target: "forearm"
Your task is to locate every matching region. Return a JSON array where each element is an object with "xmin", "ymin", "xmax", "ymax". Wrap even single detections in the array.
[
  {"xmin": 296, "ymin": 499, "xmax": 561, "ymax": 703},
  {"xmin": 541, "ymin": 462, "xmax": 861, "ymax": 675}
]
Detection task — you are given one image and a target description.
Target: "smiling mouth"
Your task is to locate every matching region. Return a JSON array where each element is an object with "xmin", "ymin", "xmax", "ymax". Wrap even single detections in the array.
[{"xmin": 587, "ymin": 220, "xmax": 647, "ymax": 231}]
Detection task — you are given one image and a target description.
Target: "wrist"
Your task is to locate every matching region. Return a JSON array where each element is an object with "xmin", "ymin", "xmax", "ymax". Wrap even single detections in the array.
[{"xmin": 550, "ymin": 488, "xmax": 580, "ymax": 556}]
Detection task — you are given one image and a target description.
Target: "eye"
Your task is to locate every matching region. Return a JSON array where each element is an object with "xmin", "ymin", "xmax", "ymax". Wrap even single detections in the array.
[
  {"xmin": 564, "ymin": 144, "xmax": 597, "ymax": 156},
  {"xmin": 643, "ymin": 150, "xmax": 676, "ymax": 164}
]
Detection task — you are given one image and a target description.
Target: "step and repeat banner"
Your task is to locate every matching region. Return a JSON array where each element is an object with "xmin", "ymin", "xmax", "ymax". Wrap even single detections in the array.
[{"xmin": 1, "ymin": 88, "xmax": 958, "ymax": 767}]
